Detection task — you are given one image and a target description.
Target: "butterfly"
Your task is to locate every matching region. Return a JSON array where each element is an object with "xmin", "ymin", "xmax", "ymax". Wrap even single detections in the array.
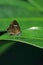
[{"xmin": 7, "ymin": 20, "xmax": 21, "ymax": 35}]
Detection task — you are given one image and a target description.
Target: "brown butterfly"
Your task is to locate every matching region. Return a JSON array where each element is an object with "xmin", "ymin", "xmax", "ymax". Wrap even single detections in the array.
[{"xmin": 7, "ymin": 20, "xmax": 21, "ymax": 35}]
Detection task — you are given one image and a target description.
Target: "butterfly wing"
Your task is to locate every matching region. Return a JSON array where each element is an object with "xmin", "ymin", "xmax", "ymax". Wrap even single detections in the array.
[{"xmin": 7, "ymin": 20, "xmax": 21, "ymax": 35}]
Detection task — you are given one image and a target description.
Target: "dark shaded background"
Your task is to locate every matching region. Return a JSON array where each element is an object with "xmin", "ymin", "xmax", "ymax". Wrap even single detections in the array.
[{"xmin": 0, "ymin": 42, "xmax": 43, "ymax": 65}]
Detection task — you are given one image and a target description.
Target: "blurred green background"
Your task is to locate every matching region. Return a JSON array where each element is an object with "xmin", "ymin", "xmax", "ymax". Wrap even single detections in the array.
[{"xmin": 0, "ymin": 0, "xmax": 43, "ymax": 18}]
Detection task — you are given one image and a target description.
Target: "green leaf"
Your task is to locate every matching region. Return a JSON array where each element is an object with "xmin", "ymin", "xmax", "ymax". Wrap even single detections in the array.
[{"xmin": 0, "ymin": 18, "xmax": 43, "ymax": 49}]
